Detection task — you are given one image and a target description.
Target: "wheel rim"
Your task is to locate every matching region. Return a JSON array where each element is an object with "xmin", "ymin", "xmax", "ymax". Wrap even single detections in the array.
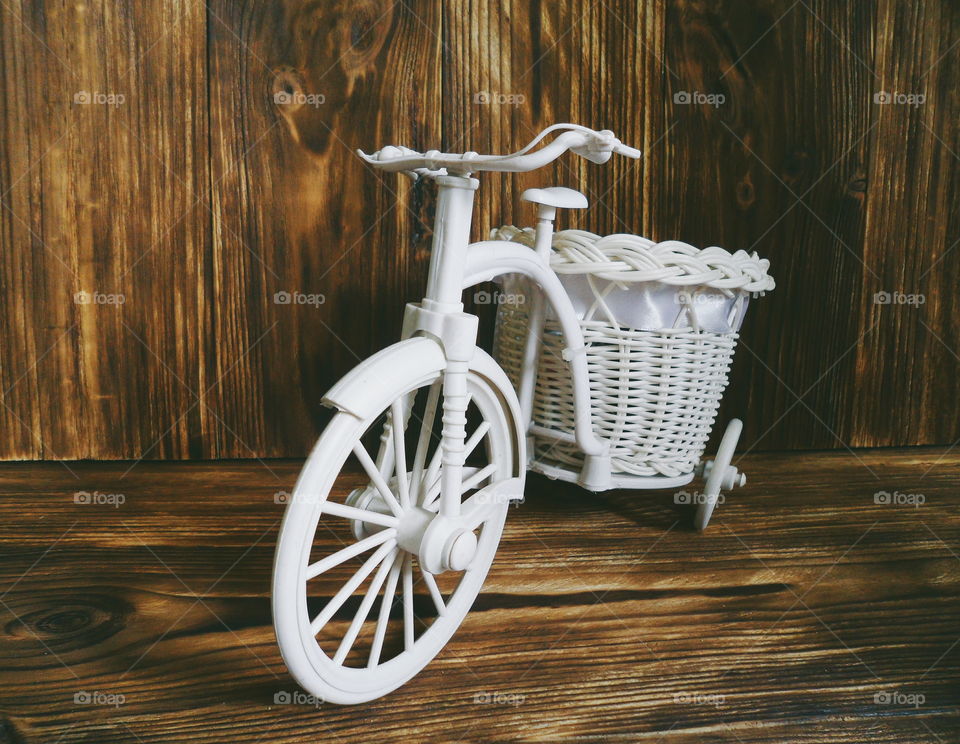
[
  {"xmin": 695, "ymin": 418, "xmax": 743, "ymax": 531},
  {"xmin": 273, "ymin": 370, "xmax": 515, "ymax": 703}
]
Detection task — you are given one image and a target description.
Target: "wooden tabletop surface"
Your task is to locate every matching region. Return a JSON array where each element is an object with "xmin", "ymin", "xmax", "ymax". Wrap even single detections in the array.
[{"xmin": 0, "ymin": 449, "xmax": 957, "ymax": 742}]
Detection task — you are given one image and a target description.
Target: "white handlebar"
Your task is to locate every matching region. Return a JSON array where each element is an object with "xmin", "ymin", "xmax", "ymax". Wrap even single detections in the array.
[{"xmin": 356, "ymin": 124, "xmax": 641, "ymax": 179}]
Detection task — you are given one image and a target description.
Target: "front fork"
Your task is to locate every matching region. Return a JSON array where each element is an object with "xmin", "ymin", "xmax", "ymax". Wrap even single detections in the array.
[
  {"xmin": 400, "ymin": 303, "xmax": 480, "ymax": 520},
  {"xmin": 393, "ymin": 173, "xmax": 481, "ymax": 519},
  {"xmin": 438, "ymin": 358, "xmax": 471, "ymax": 519}
]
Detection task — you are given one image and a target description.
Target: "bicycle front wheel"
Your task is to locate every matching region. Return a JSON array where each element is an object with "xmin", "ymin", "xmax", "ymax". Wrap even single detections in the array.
[{"xmin": 272, "ymin": 356, "xmax": 519, "ymax": 704}]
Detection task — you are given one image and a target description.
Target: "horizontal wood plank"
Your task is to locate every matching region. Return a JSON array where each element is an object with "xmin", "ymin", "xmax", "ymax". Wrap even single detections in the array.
[{"xmin": 0, "ymin": 449, "xmax": 957, "ymax": 741}]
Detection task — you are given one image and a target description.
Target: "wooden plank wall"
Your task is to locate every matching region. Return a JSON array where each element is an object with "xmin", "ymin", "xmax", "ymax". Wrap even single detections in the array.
[{"xmin": 0, "ymin": 0, "xmax": 957, "ymax": 459}]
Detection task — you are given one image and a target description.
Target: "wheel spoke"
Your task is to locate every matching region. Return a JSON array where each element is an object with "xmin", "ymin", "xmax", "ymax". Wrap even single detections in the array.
[
  {"xmin": 402, "ymin": 553, "xmax": 414, "ymax": 651},
  {"xmin": 311, "ymin": 539, "xmax": 397, "ymax": 635},
  {"xmin": 420, "ymin": 568, "xmax": 446, "ymax": 616},
  {"xmin": 333, "ymin": 546, "xmax": 398, "ymax": 665},
  {"xmin": 305, "ymin": 528, "xmax": 396, "ymax": 580},
  {"xmin": 411, "ymin": 382, "xmax": 441, "ymax": 502},
  {"xmin": 421, "ymin": 465, "xmax": 479, "ymax": 511},
  {"xmin": 463, "ymin": 421, "xmax": 491, "ymax": 462},
  {"xmin": 391, "ymin": 399, "xmax": 410, "ymax": 509},
  {"xmin": 321, "ymin": 501, "xmax": 398, "ymax": 529},
  {"xmin": 421, "ymin": 479, "xmax": 442, "ymax": 512},
  {"xmin": 367, "ymin": 553, "xmax": 403, "ymax": 668},
  {"xmin": 375, "ymin": 417, "xmax": 395, "ymax": 479},
  {"xmin": 353, "ymin": 442, "xmax": 403, "ymax": 517},
  {"xmin": 459, "ymin": 462, "xmax": 498, "ymax": 494},
  {"xmin": 424, "ymin": 463, "xmax": 498, "ymax": 510},
  {"xmin": 420, "ymin": 418, "xmax": 490, "ymax": 508},
  {"xmin": 420, "ymin": 443, "xmax": 443, "ymax": 507}
]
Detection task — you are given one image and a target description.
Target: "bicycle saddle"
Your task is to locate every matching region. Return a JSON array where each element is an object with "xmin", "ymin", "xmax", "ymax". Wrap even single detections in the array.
[{"xmin": 521, "ymin": 187, "xmax": 589, "ymax": 210}]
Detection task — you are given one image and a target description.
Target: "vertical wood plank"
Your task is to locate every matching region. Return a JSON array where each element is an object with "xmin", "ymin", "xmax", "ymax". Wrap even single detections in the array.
[
  {"xmin": 0, "ymin": 2, "xmax": 44, "ymax": 459},
  {"xmin": 0, "ymin": 0, "xmax": 209, "ymax": 459},
  {"xmin": 660, "ymin": 0, "xmax": 880, "ymax": 450},
  {"xmin": 206, "ymin": 0, "xmax": 442, "ymax": 457},
  {"xmin": 858, "ymin": 0, "xmax": 960, "ymax": 446}
]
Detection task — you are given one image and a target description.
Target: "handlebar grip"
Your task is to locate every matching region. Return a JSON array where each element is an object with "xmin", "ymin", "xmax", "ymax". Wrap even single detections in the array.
[{"xmin": 614, "ymin": 143, "xmax": 642, "ymax": 159}]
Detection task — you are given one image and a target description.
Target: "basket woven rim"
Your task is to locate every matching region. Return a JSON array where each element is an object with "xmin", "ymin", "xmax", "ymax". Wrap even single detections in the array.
[{"xmin": 491, "ymin": 225, "xmax": 775, "ymax": 293}]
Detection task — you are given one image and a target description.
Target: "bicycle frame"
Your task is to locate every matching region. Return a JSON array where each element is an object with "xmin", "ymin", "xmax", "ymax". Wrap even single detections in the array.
[
  {"xmin": 401, "ymin": 172, "xmax": 635, "ymax": 500},
  {"xmin": 370, "ymin": 124, "xmax": 688, "ymax": 509}
]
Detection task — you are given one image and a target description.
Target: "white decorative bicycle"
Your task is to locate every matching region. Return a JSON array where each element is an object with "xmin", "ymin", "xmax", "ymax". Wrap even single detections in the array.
[{"xmin": 272, "ymin": 124, "xmax": 774, "ymax": 704}]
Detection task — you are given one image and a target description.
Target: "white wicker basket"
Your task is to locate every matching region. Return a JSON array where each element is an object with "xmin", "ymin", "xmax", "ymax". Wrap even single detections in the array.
[{"xmin": 491, "ymin": 226, "xmax": 774, "ymax": 483}]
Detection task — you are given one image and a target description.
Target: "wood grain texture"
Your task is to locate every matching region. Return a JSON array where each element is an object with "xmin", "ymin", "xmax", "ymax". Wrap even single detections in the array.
[
  {"xmin": 0, "ymin": 1, "xmax": 958, "ymax": 458},
  {"xmin": 0, "ymin": 0, "xmax": 209, "ymax": 459},
  {"xmin": 205, "ymin": 0, "xmax": 441, "ymax": 458},
  {"xmin": 0, "ymin": 450, "xmax": 957, "ymax": 741},
  {"xmin": 858, "ymin": 0, "xmax": 960, "ymax": 447},
  {"xmin": 660, "ymin": 0, "xmax": 878, "ymax": 452}
]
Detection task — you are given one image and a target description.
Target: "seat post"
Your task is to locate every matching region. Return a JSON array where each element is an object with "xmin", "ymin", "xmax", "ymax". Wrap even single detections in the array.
[
  {"xmin": 515, "ymin": 187, "xmax": 589, "ymax": 442},
  {"xmin": 522, "ymin": 186, "xmax": 589, "ymax": 260},
  {"xmin": 532, "ymin": 203, "xmax": 557, "ymax": 259}
]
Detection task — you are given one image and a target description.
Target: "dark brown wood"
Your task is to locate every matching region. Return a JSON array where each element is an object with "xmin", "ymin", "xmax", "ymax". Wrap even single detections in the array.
[
  {"xmin": 659, "ymin": 0, "xmax": 881, "ymax": 452},
  {"xmin": 0, "ymin": 1, "xmax": 958, "ymax": 458},
  {"xmin": 0, "ymin": 449, "xmax": 957, "ymax": 741},
  {"xmin": 204, "ymin": 0, "xmax": 442, "ymax": 458},
  {"xmin": 857, "ymin": 0, "xmax": 960, "ymax": 447}
]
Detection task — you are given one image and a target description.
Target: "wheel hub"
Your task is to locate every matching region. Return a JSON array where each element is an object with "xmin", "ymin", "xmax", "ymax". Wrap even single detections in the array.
[
  {"xmin": 345, "ymin": 488, "xmax": 479, "ymax": 574},
  {"xmin": 344, "ymin": 486, "xmax": 393, "ymax": 539},
  {"xmin": 443, "ymin": 529, "xmax": 479, "ymax": 572},
  {"xmin": 697, "ymin": 460, "xmax": 746, "ymax": 490},
  {"xmin": 415, "ymin": 511, "xmax": 478, "ymax": 574}
]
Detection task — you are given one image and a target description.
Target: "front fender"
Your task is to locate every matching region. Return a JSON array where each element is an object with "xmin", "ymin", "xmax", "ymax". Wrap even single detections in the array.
[
  {"xmin": 468, "ymin": 346, "xmax": 526, "ymax": 479},
  {"xmin": 322, "ymin": 337, "xmax": 446, "ymax": 420},
  {"xmin": 322, "ymin": 336, "xmax": 526, "ymax": 479}
]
